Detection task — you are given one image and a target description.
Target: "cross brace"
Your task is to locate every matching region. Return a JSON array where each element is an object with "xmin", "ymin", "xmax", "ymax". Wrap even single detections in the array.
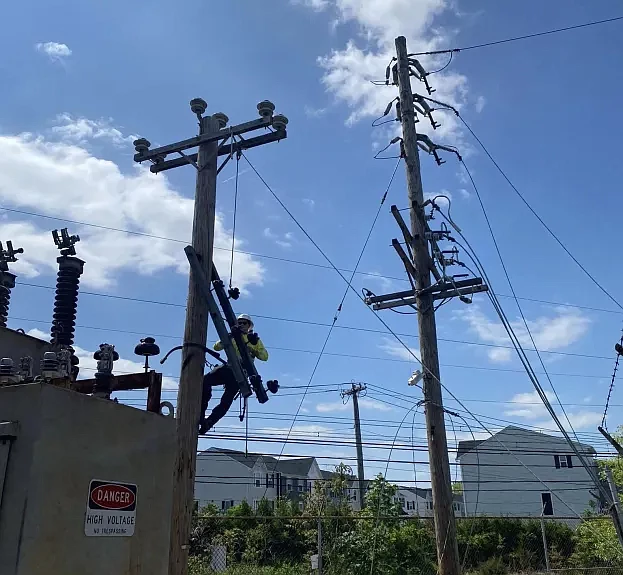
[
  {"xmin": 149, "ymin": 130, "xmax": 286, "ymax": 173},
  {"xmin": 134, "ymin": 117, "xmax": 273, "ymax": 164}
]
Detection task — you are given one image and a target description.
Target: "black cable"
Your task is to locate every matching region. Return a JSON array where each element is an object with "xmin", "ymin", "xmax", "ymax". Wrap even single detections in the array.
[
  {"xmin": 602, "ymin": 332, "xmax": 623, "ymax": 428},
  {"xmin": 4, "ymin": 202, "xmax": 623, "ymax": 316},
  {"xmin": 459, "ymin": 159, "xmax": 583, "ymax": 450},
  {"xmin": 408, "ymin": 15, "xmax": 623, "ymax": 56},
  {"xmin": 229, "ymin": 153, "xmax": 240, "ymax": 288},
  {"xmin": 427, "ymin": 51, "xmax": 453, "ymax": 74},
  {"xmin": 458, "ymin": 115, "xmax": 623, "ymax": 312},
  {"xmin": 244, "ymin": 152, "xmax": 401, "ymax": 500}
]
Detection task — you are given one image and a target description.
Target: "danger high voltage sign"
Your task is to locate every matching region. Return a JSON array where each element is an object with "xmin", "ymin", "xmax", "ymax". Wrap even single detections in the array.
[{"xmin": 84, "ymin": 479, "xmax": 137, "ymax": 537}]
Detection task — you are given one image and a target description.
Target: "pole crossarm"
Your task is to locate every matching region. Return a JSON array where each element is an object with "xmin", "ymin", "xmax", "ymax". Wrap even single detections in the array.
[
  {"xmin": 148, "ymin": 130, "xmax": 287, "ymax": 174},
  {"xmin": 599, "ymin": 426, "xmax": 623, "ymax": 457},
  {"xmin": 366, "ymin": 277, "xmax": 487, "ymax": 310},
  {"xmin": 134, "ymin": 117, "xmax": 273, "ymax": 163}
]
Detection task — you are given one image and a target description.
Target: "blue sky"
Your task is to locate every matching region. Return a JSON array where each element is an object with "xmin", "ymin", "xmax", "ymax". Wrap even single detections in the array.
[{"xmin": 1, "ymin": 0, "xmax": 623, "ymax": 487}]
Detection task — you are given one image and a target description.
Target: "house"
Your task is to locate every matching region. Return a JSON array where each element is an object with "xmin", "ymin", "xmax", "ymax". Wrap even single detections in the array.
[
  {"xmin": 457, "ymin": 425, "xmax": 599, "ymax": 518},
  {"xmin": 195, "ymin": 447, "xmax": 324, "ymax": 511},
  {"xmin": 395, "ymin": 486, "xmax": 464, "ymax": 517}
]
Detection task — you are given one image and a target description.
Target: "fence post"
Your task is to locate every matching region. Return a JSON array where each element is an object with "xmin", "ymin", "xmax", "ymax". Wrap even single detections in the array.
[
  {"xmin": 540, "ymin": 517, "xmax": 550, "ymax": 572},
  {"xmin": 317, "ymin": 517, "xmax": 323, "ymax": 575}
]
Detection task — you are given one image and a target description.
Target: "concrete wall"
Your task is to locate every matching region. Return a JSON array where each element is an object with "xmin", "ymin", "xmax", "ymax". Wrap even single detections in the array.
[
  {"xmin": 0, "ymin": 383, "xmax": 176, "ymax": 575},
  {"xmin": 0, "ymin": 327, "xmax": 53, "ymax": 377},
  {"xmin": 459, "ymin": 428, "xmax": 598, "ymax": 518}
]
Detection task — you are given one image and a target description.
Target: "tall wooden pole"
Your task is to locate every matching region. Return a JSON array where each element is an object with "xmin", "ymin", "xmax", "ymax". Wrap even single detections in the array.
[
  {"xmin": 342, "ymin": 382, "xmax": 367, "ymax": 508},
  {"xmin": 169, "ymin": 110, "xmax": 220, "ymax": 575},
  {"xmin": 605, "ymin": 467, "xmax": 623, "ymax": 550},
  {"xmin": 395, "ymin": 35, "xmax": 460, "ymax": 575}
]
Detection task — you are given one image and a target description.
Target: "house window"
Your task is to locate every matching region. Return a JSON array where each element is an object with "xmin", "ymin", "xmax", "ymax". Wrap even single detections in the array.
[
  {"xmin": 399, "ymin": 497, "xmax": 405, "ymax": 508},
  {"xmin": 267, "ymin": 473, "xmax": 275, "ymax": 488},
  {"xmin": 427, "ymin": 501, "xmax": 433, "ymax": 511},
  {"xmin": 297, "ymin": 485, "xmax": 303, "ymax": 493},
  {"xmin": 221, "ymin": 500, "xmax": 234, "ymax": 511},
  {"xmin": 298, "ymin": 501, "xmax": 304, "ymax": 511},
  {"xmin": 253, "ymin": 499, "xmax": 259, "ymax": 511},
  {"xmin": 287, "ymin": 483, "xmax": 293, "ymax": 492},
  {"xmin": 353, "ymin": 491, "xmax": 356, "ymax": 501},
  {"xmin": 254, "ymin": 473, "xmax": 262, "ymax": 487},
  {"xmin": 541, "ymin": 493, "xmax": 554, "ymax": 516},
  {"xmin": 554, "ymin": 454, "xmax": 573, "ymax": 469}
]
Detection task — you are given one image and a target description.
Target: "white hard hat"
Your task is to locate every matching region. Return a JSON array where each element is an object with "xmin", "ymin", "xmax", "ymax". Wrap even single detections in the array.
[{"xmin": 237, "ymin": 314, "xmax": 253, "ymax": 327}]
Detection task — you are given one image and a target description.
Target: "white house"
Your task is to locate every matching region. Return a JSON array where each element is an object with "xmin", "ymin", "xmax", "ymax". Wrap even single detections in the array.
[
  {"xmin": 396, "ymin": 486, "xmax": 464, "ymax": 517},
  {"xmin": 195, "ymin": 448, "xmax": 324, "ymax": 511},
  {"xmin": 457, "ymin": 426, "xmax": 599, "ymax": 518}
]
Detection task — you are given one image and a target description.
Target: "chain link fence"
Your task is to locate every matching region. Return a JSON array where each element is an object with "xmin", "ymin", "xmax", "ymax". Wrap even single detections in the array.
[{"xmin": 188, "ymin": 512, "xmax": 623, "ymax": 575}]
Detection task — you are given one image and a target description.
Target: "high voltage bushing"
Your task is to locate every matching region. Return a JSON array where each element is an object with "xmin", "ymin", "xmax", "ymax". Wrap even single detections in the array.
[
  {"xmin": 93, "ymin": 343, "xmax": 119, "ymax": 399},
  {"xmin": 50, "ymin": 228, "xmax": 84, "ymax": 347},
  {"xmin": 0, "ymin": 240, "xmax": 24, "ymax": 328}
]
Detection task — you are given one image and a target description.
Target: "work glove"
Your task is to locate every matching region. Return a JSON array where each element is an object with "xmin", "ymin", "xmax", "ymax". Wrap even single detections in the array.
[{"xmin": 246, "ymin": 332, "xmax": 260, "ymax": 346}]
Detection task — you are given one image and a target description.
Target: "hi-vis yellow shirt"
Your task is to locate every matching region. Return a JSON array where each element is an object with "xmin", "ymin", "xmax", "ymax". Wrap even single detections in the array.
[{"xmin": 214, "ymin": 333, "xmax": 269, "ymax": 362}]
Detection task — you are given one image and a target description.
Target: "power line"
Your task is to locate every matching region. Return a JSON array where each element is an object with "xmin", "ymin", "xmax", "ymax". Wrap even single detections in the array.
[
  {"xmin": 4, "ymin": 206, "xmax": 623, "ymax": 317},
  {"xmin": 409, "ymin": 15, "xmax": 623, "ymax": 55},
  {"xmin": 458, "ymin": 116, "xmax": 623, "ymax": 312},
  {"xmin": 8, "ymin": 307, "xmax": 617, "ymax": 362}
]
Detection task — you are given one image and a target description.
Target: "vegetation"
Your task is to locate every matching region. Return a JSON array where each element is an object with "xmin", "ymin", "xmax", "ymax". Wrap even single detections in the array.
[{"xmin": 188, "ymin": 461, "xmax": 623, "ymax": 575}]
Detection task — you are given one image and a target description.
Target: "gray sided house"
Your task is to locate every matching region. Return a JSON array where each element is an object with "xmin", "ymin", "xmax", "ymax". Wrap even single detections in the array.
[
  {"xmin": 457, "ymin": 426, "xmax": 598, "ymax": 518},
  {"xmin": 195, "ymin": 448, "xmax": 323, "ymax": 512}
]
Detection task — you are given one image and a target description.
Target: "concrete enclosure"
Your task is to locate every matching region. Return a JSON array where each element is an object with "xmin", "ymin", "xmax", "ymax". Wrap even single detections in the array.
[{"xmin": 0, "ymin": 383, "xmax": 176, "ymax": 575}]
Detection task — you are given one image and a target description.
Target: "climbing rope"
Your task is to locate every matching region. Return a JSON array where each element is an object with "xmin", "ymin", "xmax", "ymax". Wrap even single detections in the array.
[{"xmin": 602, "ymin": 331, "xmax": 623, "ymax": 429}]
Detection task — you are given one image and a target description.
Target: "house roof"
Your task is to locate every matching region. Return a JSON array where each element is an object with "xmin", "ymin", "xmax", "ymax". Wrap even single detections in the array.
[
  {"xmin": 456, "ymin": 425, "xmax": 596, "ymax": 459},
  {"xmin": 202, "ymin": 448, "xmax": 317, "ymax": 476}
]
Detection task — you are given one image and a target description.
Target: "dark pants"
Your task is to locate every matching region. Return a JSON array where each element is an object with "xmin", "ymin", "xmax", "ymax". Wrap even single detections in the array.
[{"xmin": 199, "ymin": 365, "xmax": 239, "ymax": 433}]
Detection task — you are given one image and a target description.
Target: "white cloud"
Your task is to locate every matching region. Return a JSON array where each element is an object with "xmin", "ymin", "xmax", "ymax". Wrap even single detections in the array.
[
  {"xmin": 316, "ymin": 398, "xmax": 392, "ymax": 412},
  {"xmin": 312, "ymin": 0, "xmax": 468, "ymax": 142},
  {"xmin": 504, "ymin": 390, "xmax": 603, "ymax": 431},
  {"xmin": 25, "ymin": 328, "xmax": 178, "ymax": 389},
  {"xmin": 0, "ymin": 125, "xmax": 264, "ymax": 290},
  {"xmin": 379, "ymin": 338, "xmax": 420, "ymax": 363},
  {"xmin": 363, "ymin": 271, "xmax": 395, "ymax": 292},
  {"xmin": 302, "ymin": 198, "xmax": 315, "ymax": 209},
  {"xmin": 35, "ymin": 42, "xmax": 72, "ymax": 61},
  {"xmin": 293, "ymin": 0, "xmax": 329, "ymax": 11},
  {"xmin": 475, "ymin": 96, "xmax": 486, "ymax": 113},
  {"xmin": 51, "ymin": 114, "xmax": 137, "ymax": 147},
  {"xmin": 455, "ymin": 305, "xmax": 591, "ymax": 363},
  {"xmin": 263, "ymin": 227, "xmax": 294, "ymax": 249},
  {"xmin": 304, "ymin": 105, "xmax": 328, "ymax": 118}
]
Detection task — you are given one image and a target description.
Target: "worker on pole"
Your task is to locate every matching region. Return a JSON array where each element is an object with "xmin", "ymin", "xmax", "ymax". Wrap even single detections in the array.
[{"xmin": 199, "ymin": 314, "xmax": 272, "ymax": 433}]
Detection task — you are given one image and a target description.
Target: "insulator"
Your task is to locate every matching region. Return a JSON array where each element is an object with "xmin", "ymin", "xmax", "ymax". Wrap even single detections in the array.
[
  {"xmin": 51, "ymin": 258, "xmax": 84, "ymax": 346},
  {"xmin": 0, "ymin": 285, "xmax": 11, "ymax": 328},
  {"xmin": 134, "ymin": 337, "xmax": 160, "ymax": 358},
  {"xmin": 42, "ymin": 351, "xmax": 59, "ymax": 372},
  {"xmin": 0, "ymin": 358, "xmax": 14, "ymax": 375}
]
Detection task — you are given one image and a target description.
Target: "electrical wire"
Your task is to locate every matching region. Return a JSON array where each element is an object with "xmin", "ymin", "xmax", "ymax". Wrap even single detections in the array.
[
  {"xmin": 458, "ymin": 115, "xmax": 623, "ymax": 312},
  {"xmin": 235, "ymin": 154, "xmax": 589, "ymax": 522},
  {"xmin": 433, "ymin": 208, "xmax": 611, "ymax": 505},
  {"xmin": 3, "ymin": 203, "xmax": 622, "ymax": 317},
  {"xmin": 458, "ymin": 159, "xmax": 584, "ymax": 452},
  {"xmin": 244, "ymin": 152, "xmax": 402, "ymax": 500},
  {"xmin": 602, "ymin": 332, "xmax": 623, "ymax": 428},
  {"xmin": 229, "ymin": 152, "xmax": 240, "ymax": 288},
  {"xmin": 408, "ymin": 15, "xmax": 623, "ymax": 56}
]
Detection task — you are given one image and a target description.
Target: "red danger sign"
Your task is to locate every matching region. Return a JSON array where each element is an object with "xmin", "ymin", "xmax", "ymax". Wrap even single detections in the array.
[
  {"xmin": 85, "ymin": 479, "xmax": 137, "ymax": 536},
  {"xmin": 90, "ymin": 483, "xmax": 136, "ymax": 510}
]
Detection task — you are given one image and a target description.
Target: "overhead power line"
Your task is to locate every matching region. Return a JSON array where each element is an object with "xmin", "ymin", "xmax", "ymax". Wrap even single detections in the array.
[
  {"xmin": 4, "ymin": 205, "xmax": 623, "ymax": 317},
  {"xmin": 410, "ymin": 15, "xmax": 623, "ymax": 56}
]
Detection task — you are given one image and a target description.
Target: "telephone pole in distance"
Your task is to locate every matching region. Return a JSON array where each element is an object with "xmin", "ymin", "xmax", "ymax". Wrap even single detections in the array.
[
  {"xmin": 133, "ymin": 99, "xmax": 288, "ymax": 575},
  {"xmin": 341, "ymin": 382, "xmax": 367, "ymax": 509}
]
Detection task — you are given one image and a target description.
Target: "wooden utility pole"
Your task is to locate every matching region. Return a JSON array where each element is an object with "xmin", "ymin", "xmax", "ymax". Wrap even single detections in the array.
[
  {"xmin": 605, "ymin": 467, "xmax": 623, "ymax": 550},
  {"xmin": 133, "ymin": 98, "xmax": 288, "ymax": 575},
  {"xmin": 169, "ymin": 110, "xmax": 219, "ymax": 575},
  {"xmin": 341, "ymin": 382, "xmax": 367, "ymax": 508},
  {"xmin": 394, "ymin": 35, "xmax": 461, "ymax": 575}
]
